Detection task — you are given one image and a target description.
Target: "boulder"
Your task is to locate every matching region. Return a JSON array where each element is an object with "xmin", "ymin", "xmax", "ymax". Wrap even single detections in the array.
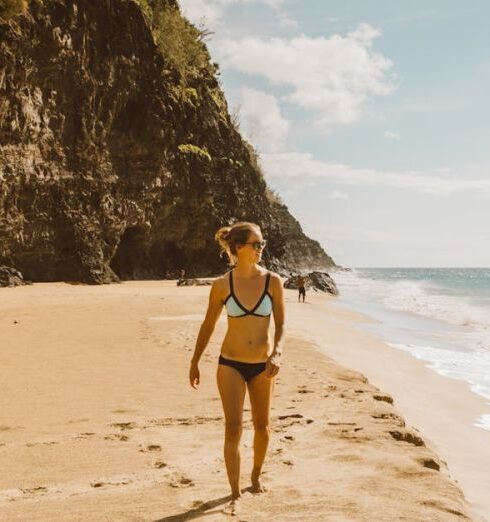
[{"xmin": 0, "ymin": 266, "xmax": 32, "ymax": 287}]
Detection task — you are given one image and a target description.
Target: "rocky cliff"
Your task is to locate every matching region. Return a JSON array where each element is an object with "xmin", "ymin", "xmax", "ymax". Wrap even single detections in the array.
[{"xmin": 0, "ymin": 0, "xmax": 336, "ymax": 283}]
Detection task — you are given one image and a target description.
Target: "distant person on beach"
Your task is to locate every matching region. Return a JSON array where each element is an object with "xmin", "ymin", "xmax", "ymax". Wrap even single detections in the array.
[
  {"xmin": 296, "ymin": 274, "xmax": 307, "ymax": 302},
  {"xmin": 189, "ymin": 221, "xmax": 285, "ymax": 512}
]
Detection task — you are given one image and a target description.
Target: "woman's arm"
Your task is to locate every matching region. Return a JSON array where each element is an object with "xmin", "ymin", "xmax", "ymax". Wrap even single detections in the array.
[
  {"xmin": 271, "ymin": 274, "xmax": 285, "ymax": 355},
  {"xmin": 266, "ymin": 274, "xmax": 285, "ymax": 377},
  {"xmin": 189, "ymin": 279, "xmax": 224, "ymax": 388}
]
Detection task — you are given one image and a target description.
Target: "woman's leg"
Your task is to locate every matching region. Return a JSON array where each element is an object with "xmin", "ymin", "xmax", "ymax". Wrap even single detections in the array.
[
  {"xmin": 247, "ymin": 370, "xmax": 275, "ymax": 492},
  {"xmin": 217, "ymin": 364, "xmax": 246, "ymax": 499}
]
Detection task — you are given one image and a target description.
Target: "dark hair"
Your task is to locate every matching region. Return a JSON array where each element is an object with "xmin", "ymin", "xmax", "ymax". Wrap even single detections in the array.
[{"xmin": 215, "ymin": 221, "xmax": 260, "ymax": 265}]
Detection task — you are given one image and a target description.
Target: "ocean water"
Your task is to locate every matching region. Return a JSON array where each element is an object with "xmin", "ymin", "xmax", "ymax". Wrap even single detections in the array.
[{"xmin": 331, "ymin": 268, "xmax": 490, "ymax": 432}]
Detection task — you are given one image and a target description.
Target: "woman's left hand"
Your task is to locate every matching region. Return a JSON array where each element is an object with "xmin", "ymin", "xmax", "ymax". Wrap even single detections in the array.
[{"xmin": 265, "ymin": 352, "xmax": 281, "ymax": 378}]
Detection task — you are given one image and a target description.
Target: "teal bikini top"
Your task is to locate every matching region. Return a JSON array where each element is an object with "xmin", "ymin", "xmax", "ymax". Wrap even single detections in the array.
[{"xmin": 225, "ymin": 270, "xmax": 273, "ymax": 317}]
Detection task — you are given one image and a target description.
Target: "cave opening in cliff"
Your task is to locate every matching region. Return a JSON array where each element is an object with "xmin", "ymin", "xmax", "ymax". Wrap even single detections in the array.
[
  {"xmin": 110, "ymin": 226, "xmax": 149, "ymax": 280},
  {"xmin": 150, "ymin": 241, "xmax": 187, "ymax": 277}
]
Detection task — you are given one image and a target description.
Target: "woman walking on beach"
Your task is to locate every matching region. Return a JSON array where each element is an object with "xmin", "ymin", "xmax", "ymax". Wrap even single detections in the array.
[{"xmin": 189, "ymin": 221, "xmax": 285, "ymax": 508}]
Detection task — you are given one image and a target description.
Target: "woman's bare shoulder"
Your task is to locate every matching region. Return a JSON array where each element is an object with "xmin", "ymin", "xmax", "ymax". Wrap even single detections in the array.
[
  {"xmin": 267, "ymin": 270, "xmax": 284, "ymax": 287},
  {"xmin": 267, "ymin": 270, "xmax": 282, "ymax": 279},
  {"xmin": 212, "ymin": 271, "xmax": 231, "ymax": 292}
]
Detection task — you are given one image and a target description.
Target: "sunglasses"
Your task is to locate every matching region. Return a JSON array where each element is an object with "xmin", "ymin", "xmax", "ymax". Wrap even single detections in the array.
[{"xmin": 244, "ymin": 240, "xmax": 267, "ymax": 250}]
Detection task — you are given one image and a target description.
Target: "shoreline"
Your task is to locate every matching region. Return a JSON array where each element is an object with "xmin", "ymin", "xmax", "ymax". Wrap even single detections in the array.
[
  {"xmin": 287, "ymin": 291, "xmax": 490, "ymax": 521},
  {"xmin": 0, "ymin": 281, "xmax": 484, "ymax": 521}
]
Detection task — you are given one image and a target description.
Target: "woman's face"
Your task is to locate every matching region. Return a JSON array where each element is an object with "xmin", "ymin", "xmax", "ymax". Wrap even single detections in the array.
[{"xmin": 237, "ymin": 229, "xmax": 266, "ymax": 263}]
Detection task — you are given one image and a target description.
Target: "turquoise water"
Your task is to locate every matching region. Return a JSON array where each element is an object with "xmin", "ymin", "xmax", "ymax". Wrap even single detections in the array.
[
  {"xmin": 332, "ymin": 267, "xmax": 490, "ymax": 431},
  {"xmin": 355, "ymin": 267, "xmax": 490, "ymax": 302}
]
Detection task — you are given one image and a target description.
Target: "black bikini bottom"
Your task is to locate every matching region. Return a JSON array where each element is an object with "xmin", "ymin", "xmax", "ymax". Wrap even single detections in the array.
[{"xmin": 218, "ymin": 355, "xmax": 267, "ymax": 382}]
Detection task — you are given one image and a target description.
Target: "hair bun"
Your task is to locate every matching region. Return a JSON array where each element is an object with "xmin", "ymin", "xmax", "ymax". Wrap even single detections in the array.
[{"xmin": 214, "ymin": 222, "xmax": 260, "ymax": 267}]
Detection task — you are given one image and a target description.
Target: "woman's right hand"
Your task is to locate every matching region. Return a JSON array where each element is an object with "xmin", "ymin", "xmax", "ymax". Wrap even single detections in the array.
[{"xmin": 189, "ymin": 362, "xmax": 200, "ymax": 389}]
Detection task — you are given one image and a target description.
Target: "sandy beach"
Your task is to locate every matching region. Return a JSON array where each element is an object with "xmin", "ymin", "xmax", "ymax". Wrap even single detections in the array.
[{"xmin": 0, "ymin": 280, "xmax": 487, "ymax": 521}]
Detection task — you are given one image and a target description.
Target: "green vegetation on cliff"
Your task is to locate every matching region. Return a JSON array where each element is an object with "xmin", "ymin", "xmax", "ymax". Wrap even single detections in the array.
[
  {"xmin": 178, "ymin": 144, "xmax": 212, "ymax": 161},
  {"xmin": 133, "ymin": 0, "xmax": 215, "ymax": 84}
]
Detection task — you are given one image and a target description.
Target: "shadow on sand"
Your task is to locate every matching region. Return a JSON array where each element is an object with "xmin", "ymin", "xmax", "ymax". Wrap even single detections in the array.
[{"xmin": 155, "ymin": 488, "xmax": 254, "ymax": 521}]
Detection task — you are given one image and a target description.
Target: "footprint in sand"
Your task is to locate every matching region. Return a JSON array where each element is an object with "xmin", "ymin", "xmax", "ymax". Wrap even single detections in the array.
[
  {"xmin": 416, "ymin": 457, "xmax": 440, "ymax": 471},
  {"xmin": 104, "ymin": 434, "xmax": 129, "ymax": 441},
  {"xmin": 372, "ymin": 393, "xmax": 394, "ymax": 404},
  {"xmin": 278, "ymin": 414, "xmax": 313, "ymax": 428},
  {"xmin": 140, "ymin": 444, "xmax": 161, "ymax": 452},
  {"xmin": 169, "ymin": 475, "xmax": 194, "ymax": 488},
  {"xmin": 21, "ymin": 486, "xmax": 48, "ymax": 495},
  {"xmin": 278, "ymin": 413, "xmax": 303, "ymax": 420},
  {"xmin": 221, "ymin": 499, "xmax": 239, "ymax": 516},
  {"xmin": 371, "ymin": 413, "xmax": 405, "ymax": 427},
  {"xmin": 154, "ymin": 461, "xmax": 167, "ymax": 469},
  {"xmin": 25, "ymin": 440, "xmax": 59, "ymax": 447},
  {"xmin": 297, "ymin": 388, "xmax": 314, "ymax": 394},
  {"xmin": 190, "ymin": 500, "xmax": 212, "ymax": 510},
  {"xmin": 74, "ymin": 432, "xmax": 95, "ymax": 439},
  {"xmin": 110, "ymin": 422, "xmax": 137, "ymax": 431},
  {"xmin": 389, "ymin": 430, "xmax": 425, "ymax": 447},
  {"xmin": 90, "ymin": 479, "xmax": 131, "ymax": 488}
]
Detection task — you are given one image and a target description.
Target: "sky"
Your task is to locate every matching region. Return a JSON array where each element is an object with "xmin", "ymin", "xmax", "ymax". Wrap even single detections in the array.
[{"xmin": 178, "ymin": 0, "xmax": 490, "ymax": 267}]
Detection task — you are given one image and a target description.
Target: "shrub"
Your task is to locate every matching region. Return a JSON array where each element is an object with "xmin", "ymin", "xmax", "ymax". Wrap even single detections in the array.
[
  {"xmin": 178, "ymin": 144, "xmax": 212, "ymax": 161},
  {"xmin": 133, "ymin": 0, "xmax": 213, "ymax": 85},
  {"xmin": 265, "ymin": 187, "xmax": 284, "ymax": 205}
]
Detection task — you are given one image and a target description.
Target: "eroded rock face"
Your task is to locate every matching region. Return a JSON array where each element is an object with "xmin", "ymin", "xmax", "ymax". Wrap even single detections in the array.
[
  {"xmin": 308, "ymin": 271, "xmax": 338, "ymax": 295},
  {"xmin": 0, "ymin": 0, "xmax": 336, "ymax": 284},
  {"xmin": 0, "ymin": 265, "xmax": 31, "ymax": 286},
  {"xmin": 284, "ymin": 271, "xmax": 338, "ymax": 296}
]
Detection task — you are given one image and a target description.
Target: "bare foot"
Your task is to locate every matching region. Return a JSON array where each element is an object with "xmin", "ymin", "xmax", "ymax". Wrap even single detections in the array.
[
  {"xmin": 250, "ymin": 469, "xmax": 267, "ymax": 493},
  {"xmin": 222, "ymin": 497, "xmax": 240, "ymax": 516}
]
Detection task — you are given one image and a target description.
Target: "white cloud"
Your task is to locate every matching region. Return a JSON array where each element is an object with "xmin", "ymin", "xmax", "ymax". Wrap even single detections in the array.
[
  {"xmin": 238, "ymin": 88, "xmax": 290, "ymax": 152},
  {"xmin": 218, "ymin": 24, "xmax": 397, "ymax": 129},
  {"xmin": 278, "ymin": 13, "xmax": 298, "ymax": 29},
  {"xmin": 179, "ymin": 0, "xmax": 223, "ymax": 26},
  {"xmin": 328, "ymin": 190, "xmax": 349, "ymax": 200},
  {"xmin": 384, "ymin": 130, "xmax": 400, "ymax": 140},
  {"xmin": 260, "ymin": 152, "xmax": 490, "ymax": 194},
  {"xmin": 179, "ymin": 0, "xmax": 284, "ymax": 27}
]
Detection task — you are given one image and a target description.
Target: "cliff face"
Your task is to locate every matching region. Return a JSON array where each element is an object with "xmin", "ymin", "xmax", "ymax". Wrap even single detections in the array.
[{"xmin": 0, "ymin": 0, "xmax": 336, "ymax": 283}]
